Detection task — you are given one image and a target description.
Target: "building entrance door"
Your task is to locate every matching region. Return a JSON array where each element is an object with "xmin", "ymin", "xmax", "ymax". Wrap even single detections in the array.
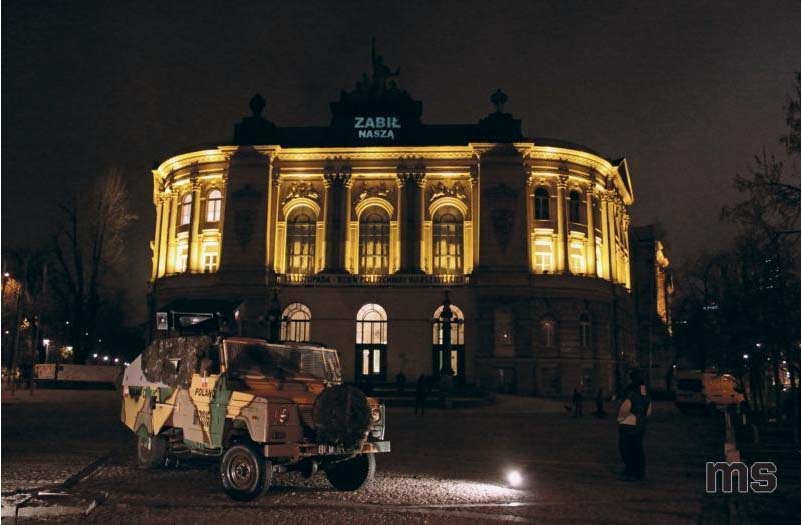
[{"xmin": 356, "ymin": 345, "xmax": 386, "ymax": 381}]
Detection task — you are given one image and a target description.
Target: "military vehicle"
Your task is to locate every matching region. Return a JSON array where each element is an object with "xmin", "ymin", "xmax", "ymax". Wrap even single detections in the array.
[{"xmin": 121, "ymin": 336, "xmax": 389, "ymax": 500}]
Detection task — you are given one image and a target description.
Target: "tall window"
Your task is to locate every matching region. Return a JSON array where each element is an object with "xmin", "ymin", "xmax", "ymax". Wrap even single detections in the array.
[
  {"xmin": 281, "ymin": 303, "xmax": 311, "ymax": 342},
  {"xmin": 356, "ymin": 303, "xmax": 388, "ymax": 378},
  {"xmin": 180, "ymin": 194, "xmax": 193, "ymax": 226},
  {"xmin": 176, "ymin": 243, "xmax": 189, "ymax": 273},
  {"xmin": 534, "ymin": 238, "xmax": 553, "ymax": 273},
  {"xmin": 540, "ymin": 318, "xmax": 557, "ymax": 347},
  {"xmin": 592, "ymin": 196, "xmax": 601, "ymax": 231},
  {"xmin": 579, "ymin": 313, "xmax": 592, "ymax": 347},
  {"xmin": 569, "ymin": 191, "xmax": 582, "ymax": 223},
  {"xmin": 534, "ymin": 188, "xmax": 550, "ymax": 220},
  {"xmin": 569, "ymin": 241, "xmax": 586, "ymax": 274},
  {"xmin": 359, "ymin": 209, "xmax": 389, "ymax": 275},
  {"xmin": 285, "ymin": 209, "xmax": 316, "ymax": 275},
  {"xmin": 432, "ymin": 208, "xmax": 463, "ymax": 275},
  {"xmin": 206, "ymin": 189, "xmax": 222, "ymax": 222},
  {"xmin": 202, "ymin": 243, "xmax": 219, "ymax": 273}
]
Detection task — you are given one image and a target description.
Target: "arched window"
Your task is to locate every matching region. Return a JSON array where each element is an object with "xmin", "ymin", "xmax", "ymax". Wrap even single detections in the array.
[
  {"xmin": 180, "ymin": 194, "xmax": 193, "ymax": 226},
  {"xmin": 579, "ymin": 313, "xmax": 592, "ymax": 348},
  {"xmin": 432, "ymin": 304, "xmax": 465, "ymax": 345},
  {"xmin": 569, "ymin": 190, "xmax": 582, "ymax": 223},
  {"xmin": 281, "ymin": 303, "xmax": 311, "ymax": 342},
  {"xmin": 356, "ymin": 303, "xmax": 388, "ymax": 379},
  {"xmin": 359, "ymin": 209, "xmax": 389, "ymax": 275},
  {"xmin": 534, "ymin": 188, "xmax": 550, "ymax": 220},
  {"xmin": 432, "ymin": 303, "xmax": 465, "ymax": 378},
  {"xmin": 432, "ymin": 207, "xmax": 464, "ymax": 275},
  {"xmin": 540, "ymin": 318, "xmax": 557, "ymax": 347},
  {"xmin": 206, "ymin": 189, "xmax": 222, "ymax": 222},
  {"xmin": 356, "ymin": 303, "xmax": 387, "ymax": 344},
  {"xmin": 285, "ymin": 208, "xmax": 316, "ymax": 275}
]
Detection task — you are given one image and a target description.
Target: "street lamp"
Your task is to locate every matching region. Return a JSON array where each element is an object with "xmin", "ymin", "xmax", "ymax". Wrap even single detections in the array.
[
  {"xmin": 439, "ymin": 291, "xmax": 454, "ymax": 376},
  {"xmin": 43, "ymin": 339, "xmax": 51, "ymax": 363}
]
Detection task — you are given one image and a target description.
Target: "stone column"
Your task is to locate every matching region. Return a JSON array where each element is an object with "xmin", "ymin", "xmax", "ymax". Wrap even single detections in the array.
[
  {"xmin": 165, "ymin": 192, "xmax": 179, "ymax": 274},
  {"xmin": 606, "ymin": 193, "xmax": 618, "ymax": 283},
  {"xmin": 188, "ymin": 177, "xmax": 203, "ymax": 272},
  {"xmin": 585, "ymin": 185, "xmax": 596, "ymax": 276},
  {"xmin": 155, "ymin": 193, "xmax": 171, "ymax": 279},
  {"xmin": 322, "ymin": 164, "xmax": 351, "ymax": 273},
  {"xmin": 555, "ymin": 173, "xmax": 569, "ymax": 273},
  {"xmin": 622, "ymin": 211, "xmax": 631, "ymax": 288},
  {"xmin": 265, "ymin": 165, "xmax": 279, "ymax": 270},
  {"xmin": 151, "ymin": 193, "xmax": 164, "ymax": 280},
  {"xmin": 599, "ymin": 192, "xmax": 611, "ymax": 280},
  {"xmin": 396, "ymin": 163, "xmax": 425, "ymax": 274}
]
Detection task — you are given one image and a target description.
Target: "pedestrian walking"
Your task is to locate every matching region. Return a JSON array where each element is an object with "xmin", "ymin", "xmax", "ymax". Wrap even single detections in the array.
[
  {"xmin": 395, "ymin": 371, "xmax": 407, "ymax": 394},
  {"xmin": 618, "ymin": 371, "xmax": 652, "ymax": 481},
  {"xmin": 572, "ymin": 387, "xmax": 584, "ymax": 417},
  {"xmin": 595, "ymin": 388, "xmax": 607, "ymax": 418},
  {"xmin": 414, "ymin": 374, "xmax": 427, "ymax": 415}
]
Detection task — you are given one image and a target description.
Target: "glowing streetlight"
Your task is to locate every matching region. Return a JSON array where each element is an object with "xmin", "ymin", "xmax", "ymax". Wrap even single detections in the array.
[
  {"xmin": 103, "ymin": 356, "xmax": 109, "ymax": 362},
  {"xmin": 743, "ymin": 354, "xmax": 749, "ymax": 360},
  {"xmin": 93, "ymin": 353, "xmax": 98, "ymax": 358},
  {"xmin": 506, "ymin": 469, "xmax": 523, "ymax": 488}
]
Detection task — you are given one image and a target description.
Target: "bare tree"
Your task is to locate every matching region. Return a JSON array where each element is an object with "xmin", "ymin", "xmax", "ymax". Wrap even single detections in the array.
[{"xmin": 49, "ymin": 171, "xmax": 137, "ymax": 362}]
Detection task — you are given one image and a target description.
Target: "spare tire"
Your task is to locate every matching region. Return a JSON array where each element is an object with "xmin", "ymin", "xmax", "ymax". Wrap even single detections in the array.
[{"xmin": 312, "ymin": 385, "xmax": 371, "ymax": 450}]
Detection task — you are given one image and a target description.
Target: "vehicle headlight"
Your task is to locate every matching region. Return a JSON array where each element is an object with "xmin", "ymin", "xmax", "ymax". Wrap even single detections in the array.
[{"xmin": 277, "ymin": 407, "xmax": 289, "ymax": 424}]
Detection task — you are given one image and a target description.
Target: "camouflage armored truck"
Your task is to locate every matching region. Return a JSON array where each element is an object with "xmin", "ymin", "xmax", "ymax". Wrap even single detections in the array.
[{"xmin": 121, "ymin": 336, "xmax": 389, "ymax": 500}]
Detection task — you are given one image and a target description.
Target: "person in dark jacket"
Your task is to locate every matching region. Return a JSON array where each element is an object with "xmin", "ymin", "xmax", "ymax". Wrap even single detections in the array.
[
  {"xmin": 595, "ymin": 388, "xmax": 607, "ymax": 418},
  {"xmin": 572, "ymin": 388, "xmax": 584, "ymax": 417},
  {"xmin": 618, "ymin": 371, "xmax": 652, "ymax": 481}
]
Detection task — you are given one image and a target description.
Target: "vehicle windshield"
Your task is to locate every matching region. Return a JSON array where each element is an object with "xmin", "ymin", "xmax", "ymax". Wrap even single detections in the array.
[
  {"xmin": 677, "ymin": 379, "xmax": 703, "ymax": 392},
  {"xmin": 226, "ymin": 341, "xmax": 342, "ymax": 384}
]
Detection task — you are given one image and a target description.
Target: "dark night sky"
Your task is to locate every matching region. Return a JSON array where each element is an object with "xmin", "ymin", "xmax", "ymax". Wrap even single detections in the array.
[{"xmin": 2, "ymin": 0, "xmax": 799, "ymax": 321}]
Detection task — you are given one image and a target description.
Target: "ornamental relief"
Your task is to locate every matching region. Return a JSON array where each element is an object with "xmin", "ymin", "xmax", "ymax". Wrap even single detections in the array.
[
  {"xmin": 428, "ymin": 180, "xmax": 468, "ymax": 203},
  {"xmin": 281, "ymin": 181, "xmax": 320, "ymax": 206},
  {"xmin": 356, "ymin": 181, "xmax": 393, "ymax": 202}
]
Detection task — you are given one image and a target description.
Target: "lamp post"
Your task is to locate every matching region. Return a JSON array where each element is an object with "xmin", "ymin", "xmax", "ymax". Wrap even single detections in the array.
[
  {"xmin": 439, "ymin": 291, "xmax": 454, "ymax": 376},
  {"xmin": 268, "ymin": 291, "xmax": 282, "ymax": 343}
]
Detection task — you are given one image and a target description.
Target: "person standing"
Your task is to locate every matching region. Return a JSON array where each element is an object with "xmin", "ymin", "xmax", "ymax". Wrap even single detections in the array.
[
  {"xmin": 414, "ymin": 374, "xmax": 427, "ymax": 415},
  {"xmin": 618, "ymin": 372, "xmax": 652, "ymax": 481},
  {"xmin": 572, "ymin": 387, "xmax": 584, "ymax": 417},
  {"xmin": 595, "ymin": 388, "xmax": 607, "ymax": 418}
]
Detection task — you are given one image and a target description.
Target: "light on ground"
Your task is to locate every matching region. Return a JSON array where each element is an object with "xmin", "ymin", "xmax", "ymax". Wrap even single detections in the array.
[{"xmin": 506, "ymin": 469, "xmax": 523, "ymax": 488}]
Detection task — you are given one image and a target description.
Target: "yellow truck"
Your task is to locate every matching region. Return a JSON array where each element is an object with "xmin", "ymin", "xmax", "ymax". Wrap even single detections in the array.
[
  {"xmin": 675, "ymin": 370, "xmax": 744, "ymax": 413},
  {"xmin": 121, "ymin": 336, "xmax": 389, "ymax": 500}
]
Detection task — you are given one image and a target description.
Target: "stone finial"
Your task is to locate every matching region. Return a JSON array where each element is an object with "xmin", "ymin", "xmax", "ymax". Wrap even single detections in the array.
[
  {"xmin": 249, "ymin": 94, "xmax": 266, "ymax": 117},
  {"xmin": 491, "ymin": 89, "xmax": 508, "ymax": 113}
]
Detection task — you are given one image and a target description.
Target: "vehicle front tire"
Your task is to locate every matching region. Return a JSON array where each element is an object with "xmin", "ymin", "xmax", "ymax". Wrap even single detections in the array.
[
  {"xmin": 325, "ymin": 453, "xmax": 375, "ymax": 491},
  {"xmin": 220, "ymin": 444, "xmax": 271, "ymax": 501},
  {"xmin": 137, "ymin": 433, "xmax": 167, "ymax": 469}
]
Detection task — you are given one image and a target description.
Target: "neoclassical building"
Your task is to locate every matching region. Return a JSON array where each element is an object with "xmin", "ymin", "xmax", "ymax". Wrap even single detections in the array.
[{"xmin": 148, "ymin": 52, "xmax": 636, "ymax": 396}]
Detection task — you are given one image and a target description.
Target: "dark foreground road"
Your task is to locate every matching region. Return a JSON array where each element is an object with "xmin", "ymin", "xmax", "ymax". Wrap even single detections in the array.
[{"xmin": 2, "ymin": 388, "xmax": 734, "ymax": 524}]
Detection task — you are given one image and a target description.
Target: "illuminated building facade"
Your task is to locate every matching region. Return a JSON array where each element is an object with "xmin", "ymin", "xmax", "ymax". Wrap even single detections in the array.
[{"xmin": 148, "ymin": 51, "xmax": 636, "ymax": 396}]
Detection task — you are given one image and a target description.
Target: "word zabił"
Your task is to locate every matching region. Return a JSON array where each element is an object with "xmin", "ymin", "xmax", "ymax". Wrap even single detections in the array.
[{"xmin": 354, "ymin": 117, "xmax": 401, "ymax": 139}]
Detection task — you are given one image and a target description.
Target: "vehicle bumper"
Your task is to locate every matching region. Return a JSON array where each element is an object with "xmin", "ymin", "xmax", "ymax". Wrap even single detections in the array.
[{"xmin": 263, "ymin": 440, "xmax": 391, "ymax": 459}]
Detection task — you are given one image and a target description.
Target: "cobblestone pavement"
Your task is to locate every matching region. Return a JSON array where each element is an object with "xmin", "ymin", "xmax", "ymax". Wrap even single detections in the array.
[{"xmin": 2, "ymin": 388, "xmax": 732, "ymax": 523}]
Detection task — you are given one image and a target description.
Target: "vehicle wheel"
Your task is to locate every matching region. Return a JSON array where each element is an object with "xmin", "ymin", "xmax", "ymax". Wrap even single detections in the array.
[
  {"xmin": 325, "ymin": 453, "xmax": 375, "ymax": 491},
  {"xmin": 220, "ymin": 444, "xmax": 271, "ymax": 501},
  {"xmin": 137, "ymin": 433, "xmax": 167, "ymax": 469}
]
